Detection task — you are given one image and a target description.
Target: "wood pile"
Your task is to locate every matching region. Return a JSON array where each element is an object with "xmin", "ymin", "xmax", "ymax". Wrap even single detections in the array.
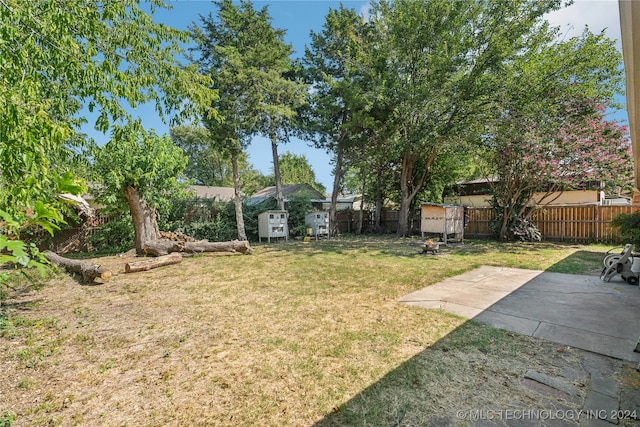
[{"xmin": 158, "ymin": 231, "xmax": 196, "ymax": 242}]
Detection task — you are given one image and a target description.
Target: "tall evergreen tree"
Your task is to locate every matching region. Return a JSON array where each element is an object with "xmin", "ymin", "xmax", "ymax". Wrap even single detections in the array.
[
  {"xmin": 191, "ymin": 0, "xmax": 306, "ymax": 239},
  {"xmin": 303, "ymin": 5, "xmax": 370, "ymax": 235}
]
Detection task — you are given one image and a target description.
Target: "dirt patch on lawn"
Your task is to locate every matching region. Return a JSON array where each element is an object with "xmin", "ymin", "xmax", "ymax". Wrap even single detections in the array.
[{"xmin": 1, "ymin": 246, "xmax": 638, "ymax": 426}]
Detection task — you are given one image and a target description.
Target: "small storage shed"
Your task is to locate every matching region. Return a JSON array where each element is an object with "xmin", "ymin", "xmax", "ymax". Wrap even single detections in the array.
[
  {"xmin": 305, "ymin": 211, "xmax": 329, "ymax": 238},
  {"xmin": 258, "ymin": 210, "xmax": 289, "ymax": 243},
  {"xmin": 420, "ymin": 203, "xmax": 464, "ymax": 244}
]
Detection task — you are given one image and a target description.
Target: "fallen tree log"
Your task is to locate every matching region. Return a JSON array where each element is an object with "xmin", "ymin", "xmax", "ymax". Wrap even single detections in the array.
[
  {"xmin": 143, "ymin": 239, "xmax": 253, "ymax": 257},
  {"xmin": 43, "ymin": 251, "xmax": 112, "ymax": 283},
  {"xmin": 125, "ymin": 253, "xmax": 182, "ymax": 273}
]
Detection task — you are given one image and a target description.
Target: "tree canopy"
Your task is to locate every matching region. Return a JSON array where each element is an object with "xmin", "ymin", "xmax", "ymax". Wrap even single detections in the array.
[
  {"xmin": 483, "ymin": 29, "xmax": 628, "ymax": 240},
  {"xmin": 0, "ymin": 0, "xmax": 214, "ymax": 266},
  {"xmin": 170, "ymin": 124, "xmax": 266, "ymax": 193},
  {"xmin": 272, "ymin": 152, "xmax": 326, "ymax": 195}
]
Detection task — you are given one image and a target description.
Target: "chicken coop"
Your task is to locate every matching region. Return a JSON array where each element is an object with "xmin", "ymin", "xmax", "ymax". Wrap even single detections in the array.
[
  {"xmin": 305, "ymin": 211, "xmax": 329, "ymax": 239},
  {"xmin": 420, "ymin": 203, "xmax": 464, "ymax": 244},
  {"xmin": 258, "ymin": 210, "xmax": 289, "ymax": 243}
]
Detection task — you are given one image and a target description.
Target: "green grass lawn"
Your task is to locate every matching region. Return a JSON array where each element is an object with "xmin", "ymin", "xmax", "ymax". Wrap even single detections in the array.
[{"xmin": 0, "ymin": 237, "xmax": 618, "ymax": 426}]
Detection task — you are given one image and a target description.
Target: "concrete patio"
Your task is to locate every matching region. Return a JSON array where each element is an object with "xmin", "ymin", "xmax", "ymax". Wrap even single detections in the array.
[{"xmin": 399, "ymin": 265, "xmax": 640, "ymax": 363}]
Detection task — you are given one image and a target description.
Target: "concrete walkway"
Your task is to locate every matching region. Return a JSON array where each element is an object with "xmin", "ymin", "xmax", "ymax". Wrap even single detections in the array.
[{"xmin": 399, "ymin": 266, "xmax": 640, "ymax": 363}]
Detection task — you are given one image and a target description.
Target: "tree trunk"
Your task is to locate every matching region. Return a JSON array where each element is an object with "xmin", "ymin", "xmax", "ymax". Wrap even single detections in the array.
[
  {"xmin": 396, "ymin": 148, "xmax": 438, "ymax": 237},
  {"xmin": 231, "ymin": 152, "xmax": 247, "ymax": 241},
  {"xmin": 374, "ymin": 169, "xmax": 383, "ymax": 232},
  {"xmin": 43, "ymin": 251, "xmax": 112, "ymax": 283},
  {"xmin": 144, "ymin": 239, "xmax": 253, "ymax": 257},
  {"xmin": 124, "ymin": 185, "xmax": 159, "ymax": 255},
  {"xmin": 329, "ymin": 144, "xmax": 344, "ymax": 237},
  {"xmin": 356, "ymin": 172, "xmax": 366, "ymax": 234},
  {"xmin": 270, "ymin": 126, "xmax": 285, "ymax": 210},
  {"xmin": 125, "ymin": 254, "xmax": 182, "ymax": 273},
  {"xmin": 397, "ymin": 154, "xmax": 413, "ymax": 237}
]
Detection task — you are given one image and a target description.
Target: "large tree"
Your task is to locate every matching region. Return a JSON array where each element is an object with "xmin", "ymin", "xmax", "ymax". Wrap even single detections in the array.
[
  {"xmin": 93, "ymin": 127, "xmax": 189, "ymax": 255},
  {"xmin": 485, "ymin": 30, "xmax": 628, "ymax": 240},
  {"xmin": 361, "ymin": 0, "xmax": 565, "ymax": 236},
  {"xmin": 191, "ymin": 0, "xmax": 259, "ymax": 241},
  {"xmin": 0, "ymin": 0, "xmax": 214, "ymax": 267},
  {"xmin": 491, "ymin": 101, "xmax": 632, "ymax": 240},
  {"xmin": 303, "ymin": 5, "xmax": 371, "ymax": 236},
  {"xmin": 192, "ymin": 0, "xmax": 306, "ymax": 237}
]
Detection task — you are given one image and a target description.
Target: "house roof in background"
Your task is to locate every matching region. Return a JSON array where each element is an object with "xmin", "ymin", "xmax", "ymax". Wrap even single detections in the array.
[
  {"xmin": 188, "ymin": 185, "xmax": 235, "ymax": 202},
  {"xmin": 246, "ymin": 184, "xmax": 326, "ymax": 206}
]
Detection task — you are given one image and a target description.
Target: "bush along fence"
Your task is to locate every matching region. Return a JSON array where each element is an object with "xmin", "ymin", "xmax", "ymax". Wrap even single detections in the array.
[{"xmin": 41, "ymin": 204, "xmax": 640, "ymax": 254}]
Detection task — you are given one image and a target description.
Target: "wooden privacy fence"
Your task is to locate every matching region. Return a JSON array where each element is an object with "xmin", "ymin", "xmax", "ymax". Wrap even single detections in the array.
[
  {"xmin": 465, "ymin": 205, "xmax": 640, "ymax": 243},
  {"xmin": 334, "ymin": 210, "xmax": 419, "ymax": 234},
  {"xmin": 336, "ymin": 205, "xmax": 639, "ymax": 243}
]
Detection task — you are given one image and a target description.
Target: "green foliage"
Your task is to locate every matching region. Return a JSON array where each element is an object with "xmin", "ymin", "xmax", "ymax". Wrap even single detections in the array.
[
  {"xmin": 610, "ymin": 212, "xmax": 640, "ymax": 251},
  {"xmin": 241, "ymin": 202, "xmax": 277, "ymax": 241},
  {"xmin": 170, "ymin": 125, "xmax": 234, "ymax": 187},
  {"xmin": 309, "ymin": 0, "xmax": 569, "ymax": 236},
  {"xmin": 1, "ymin": 0, "xmax": 214, "ymax": 268},
  {"xmin": 93, "ymin": 127, "xmax": 189, "ymax": 216},
  {"xmin": 0, "ymin": 235, "xmax": 46, "ymax": 275},
  {"xmin": 170, "ymin": 125, "xmax": 267, "ymax": 192},
  {"xmin": 0, "ymin": 410, "xmax": 15, "ymax": 427},
  {"xmin": 277, "ymin": 152, "xmax": 326, "ymax": 194},
  {"xmin": 1, "ymin": 0, "xmax": 213, "ymax": 210},
  {"xmin": 0, "ymin": 207, "xmax": 53, "ymax": 291},
  {"xmin": 162, "ymin": 198, "xmax": 238, "ymax": 242},
  {"xmin": 286, "ymin": 194, "xmax": 315, "ymax": 237},
  {"xmin": 85, "ymin": 215, "xmax": 135, "ymax": 254}
]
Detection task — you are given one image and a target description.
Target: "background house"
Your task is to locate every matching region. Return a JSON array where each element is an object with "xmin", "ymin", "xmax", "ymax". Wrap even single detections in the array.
[
  {"xmin": 443, "ymin": 178, "xmax": 628, "ymax": 207},
  {"xmin": 187, "ymin": 185, "xmax": 236, "ymax": 202},
  {"xmin": 323, "ymin": 194, "xmax": 366, "ymax": 211}
]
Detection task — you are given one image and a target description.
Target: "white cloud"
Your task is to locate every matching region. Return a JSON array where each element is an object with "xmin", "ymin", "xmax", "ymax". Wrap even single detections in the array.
[{"xmin": 544, "ymin": 0, "xmax": 622, "ymax": 49}]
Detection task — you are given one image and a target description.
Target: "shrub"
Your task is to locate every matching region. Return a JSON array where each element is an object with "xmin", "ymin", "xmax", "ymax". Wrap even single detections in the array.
[
  {"xmin": 86, "ymin": 215, "xmax": 134, "ymax": 253},
  {"xmin": 286, "ymin": 194, "xmax": 314, "ymax": 238},
  {"xmin": 511, "ymin": 218, "xmax": 542, "ymax": 242},
  {"xmin": 610, "ymin": 212, "xmax": 640, "ymax": 250},
  {"xmin": 162, "ymin": 198, "xmax": 239, "ymax": 242},
  {"xmin": 0, "ymin": 411, "xmax": 15, "ymax": 427}
]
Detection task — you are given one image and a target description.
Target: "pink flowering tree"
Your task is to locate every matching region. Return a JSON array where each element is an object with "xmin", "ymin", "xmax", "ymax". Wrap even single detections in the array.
[{"xmin": 489, "ymin": 99, "xmax": 633, "ymax": 240}]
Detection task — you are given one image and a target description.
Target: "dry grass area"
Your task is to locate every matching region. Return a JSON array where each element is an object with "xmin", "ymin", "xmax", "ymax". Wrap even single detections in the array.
[{"xmin": 0, "ymin": 237, "xmax": 629, "ymax": 426}]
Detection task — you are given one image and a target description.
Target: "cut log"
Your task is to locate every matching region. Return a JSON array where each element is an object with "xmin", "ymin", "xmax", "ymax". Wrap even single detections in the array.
[
  {"xmin": 143, "ymin": 239, "xmax": 253, "ymax": 257},
  {"xmin": 43, "ymin": 251, "xmax": 112, "ymax": 283},
  {"xmin": 125, "ymin": 253, "xmax": 182, "ymax": 273}
]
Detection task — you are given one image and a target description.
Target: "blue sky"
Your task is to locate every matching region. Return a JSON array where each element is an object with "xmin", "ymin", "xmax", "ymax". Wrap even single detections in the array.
[{"xmin": 85, "ymin": 0, "xmax": 626, "ymax": 192}]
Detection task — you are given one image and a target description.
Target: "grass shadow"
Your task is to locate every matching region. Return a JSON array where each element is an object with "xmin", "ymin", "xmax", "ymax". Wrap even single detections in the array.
[
  {"xmin": 544, "ymin": 250, "xmax": 607, "ymax": 276},
  {"xmin": 312, "ymin": 320, "xmax": 589, "ymax": 426}
]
